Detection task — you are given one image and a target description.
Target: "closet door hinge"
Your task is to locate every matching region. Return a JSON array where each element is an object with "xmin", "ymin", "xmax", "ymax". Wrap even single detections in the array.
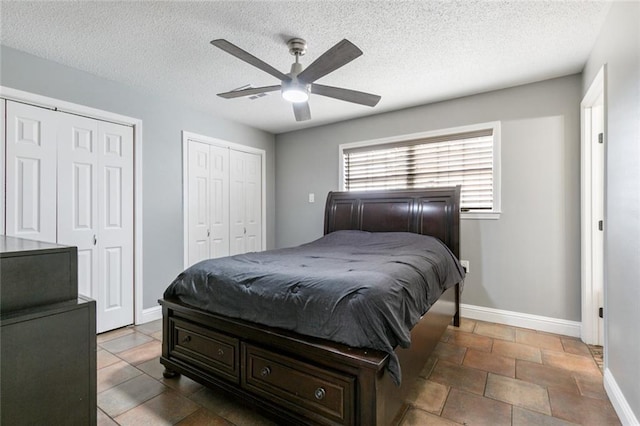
[
  {"xmin": 599, "ymin": 307, "xmax": 604, "ymax": 318},
  {"xmin": 598, "ymin": 133, "xmax": 604, "ymax": 144},
  {"xmin": 598, "ymin": 220, "xmax": 603, "ymax": 231}
]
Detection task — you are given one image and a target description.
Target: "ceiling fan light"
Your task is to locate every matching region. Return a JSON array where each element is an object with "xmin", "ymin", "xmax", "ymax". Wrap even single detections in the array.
[{"xmin": 282, "ymin": 86, "xmax": 309, "ymax": 103}]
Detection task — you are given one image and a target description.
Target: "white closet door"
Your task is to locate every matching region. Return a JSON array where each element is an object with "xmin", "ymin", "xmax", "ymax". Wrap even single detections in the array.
[
  {"xmin": 97, "ymin": 121, "xmax": 134, "ymax": 333},
  {"xmin": 5, "ymin": 101, "xmax": 58, "ymax": 243},
  {"xmin": 210, "ymin": 145, "xmax": 230, "ymax": 259},
  {"xmin": 188, "ymin": 141, "xmax": 212, "ymax": 265},
  {"xmin": 229, "ymin": 150, "xmax": 262, "ymax": 255},
  {"xmin": 1, "ymin": 100, "xmax": 5, "ymax": 235},
  {"xmin": 57, "ymin": 113, "xmax": 99, "ymax": 301}
]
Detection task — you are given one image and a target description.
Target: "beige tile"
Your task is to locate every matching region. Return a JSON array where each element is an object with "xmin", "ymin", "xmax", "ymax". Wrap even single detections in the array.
[
  {"xmin": 97, "ymin": 360, "xmax": 142, "ymax": 393},
  {"xmin": 441, "ymin": 388, "xmax": 511, "ymax": 426},
  {"xmin": 99, "ymin": 331, "xmax": 153, "ymax": 353},
  {"xmin": 516, "ymin": 329, "xmax": 564, "ymax": 351},
  {"xmin": 463, "ymin": 348, "xmax": 515, "ymax": 377},
  {"xmin": 151, "ymin": 330, "xmax": 163, "ymax": 341},
  {"xmin": 574, "ymin": 372, "xmax": 608, "ymax": 400},
  {"xmin": 447, "ymin": 330, "xmax": 493, "ymax": 352},
  {"xmin": 97, "ymin": 349, "xmax": 121, "ymax": 370},
  {"xmin": 548, "ymin": 388, "xmax": 621, "ymax": 425},
  {"xmin": 176, "ymin": 408, "xmax": 235, "ymax": 425},
  {"xmin": 189, "ymin": 387, "xmax": 277, "ymax": 426},
  {"xmin": 405, "ymin": 378, "xmax": 449, "ymax": 414},
  {"xmin": 117, "ymin": 340, "xmax": 162, "ymax": 366},
  {"xmin": 429, "ymin": 360, "xmax": 487, "ymax": 395},
  {"xmin": 485, "ymin": 373, "xmax": 551, "ymax": 415},
  {"xmin": 419, "ymin": 355, "xmax": 438, "ymax": 378},
  {"xmin": 560, "ymin": 338, "xmax": 592, "ymax": 357},
  {"xmin": 433, "ymin": 341, "xmax": 467, "ymax": 364},
  {"xmin": 97, "ymin": 374, "xmax": 167, "ymax": 417},
  {"xmin": 542, "ymin": 350, "xmax": 601, "ymax": 376},
  {"xmin": 134, "ymin": 319, "xmax": 162, "ymax": 336},
  {"xmin": 512, "ymin": 406, "xmax": 579, "ymax": 426},
  {"xmin": 515, "ymin": 360, "xmax": 579, "ymax": 395},
  {"xmin": 457, "ymin": 317, "xmax": 478, "ymax": 333},
  {"xmin": 114, "ymin": 390, "xmax": 199, "ymax": 425},
  {"xmin": 97, "ymin": 408, "xmax": 118, "ymax": 426},
  {"xmin": 401, "ymin": 408, "xmax": 461, "ymax": 426},
  {"xmin": 440, "ymin": 328, "xmax": 453, "ymax": 343},
  {"xmin": 97, "ymin": 326, "xmax": 135, "ymax": 344},
  {"xmin": 492, "ymin": 339, "xmax": 542, "ymax": 363},
  {"xmin": 474, "ymin": 322, "xmax": 516, "ymax": 341},
  {"xmin": 136, "ymin": 357, "xmax": 166, "ymax": 380},
  {"xmin": 162, "ymin": 374, "xmax": 205, "ymax": 397}
]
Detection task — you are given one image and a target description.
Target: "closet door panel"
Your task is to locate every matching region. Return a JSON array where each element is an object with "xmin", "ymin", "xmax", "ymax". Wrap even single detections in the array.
[
  {"xmin": 97, "ymin": 121, "xmax": 134, "ymax": 333},
  {"xmin": 5, "ymin": 101, "xmax": 57, "ymax": 243},
  {"xmin": 229, "ymin": 151, "xmax": 246, "ymax": 255},
  {"xmin": 57, "ymin": 114, "xmax": 99, "ymax": 300},
  {"xmin": 210, "ymin": 145, "xmax": 229, "ymax": 259},
  {"xmin": 188, "ymin": 141, "xmax": 211, "ymax": 266},
  {"xmin": 244, "ymin": 152, "xmax": 262, "ymax": 253},
  {"xmin": 229, "ymin": 150, "xmax": 262, "ymax": 255}
]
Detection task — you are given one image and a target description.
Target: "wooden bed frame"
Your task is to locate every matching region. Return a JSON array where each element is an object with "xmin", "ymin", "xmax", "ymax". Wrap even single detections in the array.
[{"xmin": 160, "ymin": 186, "xmax": 462, "ymax": 425}]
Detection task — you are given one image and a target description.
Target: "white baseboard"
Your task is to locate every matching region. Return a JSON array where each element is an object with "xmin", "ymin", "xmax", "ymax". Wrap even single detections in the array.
[
  {"xmin": 460, "ymin": 304, "xmax": 581, "ymax": 337},
  {"xmin": 604, "ymin": 369, "xmax": 640, "ymax": 426},
  {"xmin": 137, "ymin": 305, "xmax": 162, "ymax": 325}
]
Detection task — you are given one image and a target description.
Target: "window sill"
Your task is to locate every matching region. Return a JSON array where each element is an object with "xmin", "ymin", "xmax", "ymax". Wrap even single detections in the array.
[{"xmin": 461, "ymin": 211, "xmax": 501, "ymax": 220}]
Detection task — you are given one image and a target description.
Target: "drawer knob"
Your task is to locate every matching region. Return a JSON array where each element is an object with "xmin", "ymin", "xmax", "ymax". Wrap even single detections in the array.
[
  {"xmin": 182, "ymin": 335, "xmax": 191, "ymax": 344},
  {"xmin": 314, "ymin": 387, "xmax": 326, "ymax": 401},
  {"xmin": 217, "ymin": 348, "xmax": 224, "ymax": 356},
  {"xmin": 260, "ymin": 366, "xmax": 271, "ymax": 377}
]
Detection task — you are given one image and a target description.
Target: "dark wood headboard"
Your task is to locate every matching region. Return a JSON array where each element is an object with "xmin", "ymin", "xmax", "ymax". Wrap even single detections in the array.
[{"xmin": 324, "ymin": 186, "xmax": 461, "ymax": 258}]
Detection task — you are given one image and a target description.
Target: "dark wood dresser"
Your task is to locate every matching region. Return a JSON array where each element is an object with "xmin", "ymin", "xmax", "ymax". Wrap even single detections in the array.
[{"xmin": 0, "ymin": 236, "xmax": 97, "ymax": 425}]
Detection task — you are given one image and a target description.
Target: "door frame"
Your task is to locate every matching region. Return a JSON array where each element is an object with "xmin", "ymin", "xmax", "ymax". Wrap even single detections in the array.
[
  {"xmin": 182, "ymin": 131, "xmax": 267, "ymax": 268},
  {"xmin": 0, "ymin": 86, "xmax": 145, "ymax": 326},
  {"xmin": 580, "ymin": 66, "xmax": 606, "ymax": 346}
]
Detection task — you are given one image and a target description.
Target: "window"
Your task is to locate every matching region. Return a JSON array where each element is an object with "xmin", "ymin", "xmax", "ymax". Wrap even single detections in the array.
[{"xmin": 340, "ymin": 122, "xmax": 501, "ymax": 219}]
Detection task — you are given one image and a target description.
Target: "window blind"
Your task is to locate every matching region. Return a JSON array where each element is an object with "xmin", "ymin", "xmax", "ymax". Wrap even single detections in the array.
[{"xmin": 343, "ymin": 129, "xmax": 494, "ymax": 210}]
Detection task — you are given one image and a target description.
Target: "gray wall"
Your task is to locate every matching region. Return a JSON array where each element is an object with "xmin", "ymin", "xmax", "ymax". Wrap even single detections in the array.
[
  {"xmin": 583, "ymin": 1, "xmax": 640, "ymax": 420},
  {"xmin": 276, "ymin": 75, "xmax": 582, "ymax": 321},
  {"xmin": 0, "ymin": 46, "xmax": 276, "ymax": 310}
]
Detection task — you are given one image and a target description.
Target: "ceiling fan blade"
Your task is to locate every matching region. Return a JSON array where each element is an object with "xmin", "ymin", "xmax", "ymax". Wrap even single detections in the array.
[
  {"xmin": 311, "ymin": 84, "xmax": 381, "ymax": 107},
  {"xmin": 292, "ymin": 102, "xmax": 311, "ymax": 121},
  {"xmin": 217, "ymin": 85, "xmax": 281, "ymax": 99},
  {"xmin": 211, "ymin": 39, "xmax": 291, "ymax": 82},
  {"xmin": 297, "ymin": 39, "xmax": 363, "ymax": 84}
]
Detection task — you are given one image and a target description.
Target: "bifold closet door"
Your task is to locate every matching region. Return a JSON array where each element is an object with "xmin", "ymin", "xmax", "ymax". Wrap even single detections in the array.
[
  {"xmin": 57, "ymin": 115, "xmax": 134, "ymax": 333},
  {"xmin": 187, "ymin": 141, "xmax": 229, "ymax": 266},
  {"xmin": 229, "ymin": 150, "xmax": 262, "ymax": 255},
  {"xmin": 5, "ymin": 101, "xmax": 58, "ymax": 243}
]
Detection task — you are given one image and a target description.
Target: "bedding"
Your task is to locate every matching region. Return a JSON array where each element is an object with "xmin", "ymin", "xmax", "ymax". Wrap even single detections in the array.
[{"xmin": 164, "ymin": 230, "xmax": 465, "ymax": 384}]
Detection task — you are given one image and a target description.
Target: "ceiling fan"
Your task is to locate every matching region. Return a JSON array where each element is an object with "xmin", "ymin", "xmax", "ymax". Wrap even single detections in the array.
[{"xmin": 211, "ymin": 38, "xmax": 381, "ymax": 122}]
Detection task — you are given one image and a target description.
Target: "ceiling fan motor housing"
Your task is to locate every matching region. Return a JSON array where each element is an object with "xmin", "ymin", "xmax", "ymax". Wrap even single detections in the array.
[{"xmin": 287, "ymin": 38, "xmax": 307, "ymax": 56}]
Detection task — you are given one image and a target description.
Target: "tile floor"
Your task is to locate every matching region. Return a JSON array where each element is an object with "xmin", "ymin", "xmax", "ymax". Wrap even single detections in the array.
[{"xmin": 96, "ymin": 318, "xmax": 620, "ymax": 425}]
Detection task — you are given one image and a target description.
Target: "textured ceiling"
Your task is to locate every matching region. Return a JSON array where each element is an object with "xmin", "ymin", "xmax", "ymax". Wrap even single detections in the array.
[{"xmin": 1, "ymin": 1, "xmax": 611, "ymax": 134}]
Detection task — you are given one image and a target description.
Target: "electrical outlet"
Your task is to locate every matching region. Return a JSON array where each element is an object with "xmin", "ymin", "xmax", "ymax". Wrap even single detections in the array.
[
  {"xmin": 308, "ymin": 193, "xmax": 315, "ymax": 203},
  {"xmin": 460, "ymin": 260, "xmax": 470, "ymax": 273}
]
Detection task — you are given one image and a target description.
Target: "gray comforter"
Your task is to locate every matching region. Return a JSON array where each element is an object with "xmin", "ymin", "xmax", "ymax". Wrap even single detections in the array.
[{"xmin": 164, "ymin": 230, "xmax": 465, "ymax": 384}]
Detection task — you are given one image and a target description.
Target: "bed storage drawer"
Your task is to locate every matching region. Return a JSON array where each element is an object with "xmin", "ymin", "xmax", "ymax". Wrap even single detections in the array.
[
  {"xmin": 243, "ymin": 343, "xmax": 355, "ymax": 425},
  {"xmin": 169, "ymin": 318, "xmax": 240, "ymax": 383}
]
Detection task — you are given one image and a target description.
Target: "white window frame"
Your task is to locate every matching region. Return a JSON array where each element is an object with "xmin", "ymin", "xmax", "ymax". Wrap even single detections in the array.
[{"xmin": 339, "ymin": 121, "xmax": 501, "ymax": 220}]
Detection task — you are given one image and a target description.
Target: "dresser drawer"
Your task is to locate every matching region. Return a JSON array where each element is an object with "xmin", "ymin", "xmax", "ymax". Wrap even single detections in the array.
[
  {"xmin": 243, "ymin": 343, "xmax": 354, "ymax": 425},
  {"xmin": 170, "ymin": 318, "xmax": 239, "ymax": 383}
]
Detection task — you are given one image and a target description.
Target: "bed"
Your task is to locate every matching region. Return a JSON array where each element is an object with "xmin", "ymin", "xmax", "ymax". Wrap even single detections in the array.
[{"xmin": 159, "ymin": 186, "xmax": 464, "ymax": 425}]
